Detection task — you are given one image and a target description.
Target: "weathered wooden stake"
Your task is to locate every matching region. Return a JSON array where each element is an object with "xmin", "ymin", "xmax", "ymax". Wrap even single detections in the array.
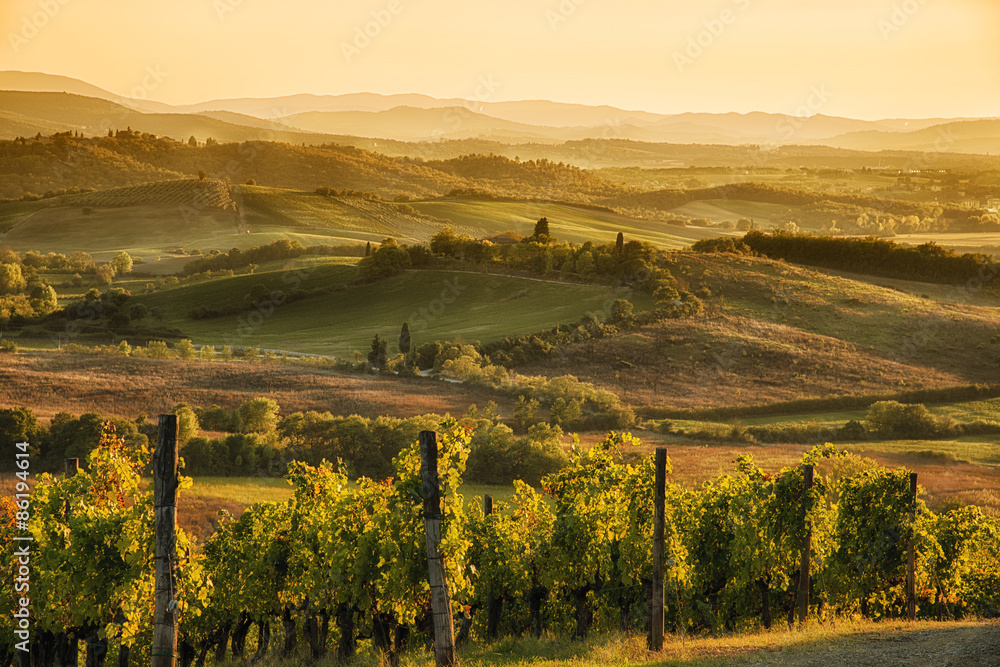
[
  {"xmin": 906, "ymin": 472, "xmax": 918, "ymax": 621},
  {"xmin": 648, "ymin": 448, "xmax": 666, "ymax": 651},
  {"xmin": 64, "ymin": 458, "xmax": 80, "ymax": 667},
  {"xmin": 797, "ymin": 465, "xmax": 814, "ymax": 627},
  {"xmin": 419, "ymin": 431, "xmax": 457, "ymax": 667},
  {"xmin": 483, "ymin": 494, "xmax": 497, "ymax": 640},
  {"xmin": 152, "ymin": 415, "xmax": 179, "ymax": 667}
]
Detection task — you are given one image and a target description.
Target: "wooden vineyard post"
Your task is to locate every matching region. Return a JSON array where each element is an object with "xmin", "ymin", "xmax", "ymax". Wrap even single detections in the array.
[
  {"xmin": 419, "ymin": 431, "xmax": 457, "ymax": 667},
  {"xmin": 907, "ymin": 472, "xmax": 918, "ymax": 621},
  {"xmin": 152, "ymin": 415, "xmax": 179, "ymax": 667},
  {"xmin": 797, "ymin": 465, "xmax": 814, "ymax": 627},
  {"xmin": 64, "ymin": 458, "xmax": 80, "ymax": 667},
  {"xmin": 483, "ymin": 494, "xmax": 498, "ymax": 640},
  {"xmin": 648, "ymin": 448, "xmax": 666, "ymax": 651}
]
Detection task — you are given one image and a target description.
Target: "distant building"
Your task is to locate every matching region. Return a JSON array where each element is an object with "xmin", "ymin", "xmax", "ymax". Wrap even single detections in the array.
[{"xmin": 987, "ymin": 198, "xmax": 1000, "ymax": 212}]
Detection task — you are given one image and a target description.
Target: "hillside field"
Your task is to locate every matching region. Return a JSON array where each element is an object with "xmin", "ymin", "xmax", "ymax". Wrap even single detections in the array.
[
  {"xmin": 522, "ymin": 251, "xmax": 1000, "ymax": 409},
  {"xmin": 408, "ymin": 198, "xmax": 734, "ymax": 248},
  {"xmin": 126, "ymin": 266, "xmax": 655, "ymax": 355}
]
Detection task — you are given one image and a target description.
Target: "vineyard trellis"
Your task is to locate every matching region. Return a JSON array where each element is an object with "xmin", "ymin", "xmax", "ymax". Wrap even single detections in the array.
[{"xmin": 2, "ymin": 420, "xmax": 999, "ymax": 667}]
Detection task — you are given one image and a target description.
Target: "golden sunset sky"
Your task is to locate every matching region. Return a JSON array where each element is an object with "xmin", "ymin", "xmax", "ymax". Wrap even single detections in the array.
[{"xmin": 1, "ymin": 0, "xmax": 997, "ymax": 119}]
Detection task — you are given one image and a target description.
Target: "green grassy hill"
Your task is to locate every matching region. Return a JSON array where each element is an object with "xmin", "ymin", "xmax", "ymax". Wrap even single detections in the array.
[
  {"xmin": 408, "ymin": 198, "xmax": 732, "ymax": 248},
  {"xmin": 131, "ymin": 266, "xmax": 654, "ymax": 355},
  {"xmin": 0, "ymin": 181, "xmax": 476, "ymax": 262},
  {"xmin": 0, "ymin": 180, "xmax": 734, "ymax": 264},
  {"xmin": 522, "ymin": 251, "xmax": 1000, "ymax": 410}
]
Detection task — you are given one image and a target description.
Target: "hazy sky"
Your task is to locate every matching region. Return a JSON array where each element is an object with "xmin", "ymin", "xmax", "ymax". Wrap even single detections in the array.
[{"xmin": 1, "ymin": 0, "xmax": 997, "ymax": 119}]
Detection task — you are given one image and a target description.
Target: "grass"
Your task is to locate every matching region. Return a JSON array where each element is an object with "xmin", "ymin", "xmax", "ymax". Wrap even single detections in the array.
[
  {"xmin": 521, "ymin": 251, "xmax": 1000, "ymax": 411},
  {"xmin": 242, "ymin": 186, "xmax": 484, "ymax": 244},
  {"xmin": 130, "ymin": 268, "xmax": 654, "ymax": 355},
  {"xmin": 667, "ymin": 199, "xmax": 790, "ymax": 225},
  {"xmin": 180, "ymin": 476, "xmax": 294, "ymax": 505},
  {"xmin": 848, "ymin": 437, "xmax": 1000, "ymax": 468},
  {"xmin": 134, "ymin": 260, "xmax": 358, "ymax": 321},
  {"xmin": 208, "ymin": 619, "xmax": 999, "ymax": 667},
  {"xmin": 179, "ymin": 478, "xmax": 514, "ymax": 510},
  {"xmin": 0, "ymin": 182, "xmax": 458, "ymax": 266},
  {"xmin": 408, "ymin": 199, "xmax": 733, "ymax": 249}
]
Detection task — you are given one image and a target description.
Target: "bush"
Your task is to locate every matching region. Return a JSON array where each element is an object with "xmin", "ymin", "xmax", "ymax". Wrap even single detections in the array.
[
  {"xmin": 837, "ymin": 419, "xmax": 869, "ymax": 441},
  {"xmin": 865, "ymin": 401, "xmax": 942, "ymax": 439},
  {"xmin": 465, "ymin": 422, "xmax": 567, "ymax": 486},
  {"xmin": 0, "ymin": 339, "xmax": 17, "ymax": 353}
]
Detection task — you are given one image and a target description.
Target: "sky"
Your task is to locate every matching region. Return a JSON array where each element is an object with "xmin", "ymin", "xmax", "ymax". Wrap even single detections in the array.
[{"xmin": 1, "ymin": 0, "xmax": 997, "ymax": 120}]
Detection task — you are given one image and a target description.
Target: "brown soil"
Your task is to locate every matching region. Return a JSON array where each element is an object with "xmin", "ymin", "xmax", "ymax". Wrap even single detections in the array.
[{"xmin": 0, "ymin": 351, "xmax": 513, "ymax": 423}]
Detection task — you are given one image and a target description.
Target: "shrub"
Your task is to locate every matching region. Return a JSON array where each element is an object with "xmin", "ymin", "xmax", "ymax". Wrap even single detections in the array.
[
  {"xmin": 865, "ymin": 401, "xmax": 942, "ymax": 439},
  {"xmin": 465, "ymin": 422, "xmax": 567, "ymax": 486},
  {"xmin": 837, "ymin": 419, "xmax": 869, "ymax": 441}
]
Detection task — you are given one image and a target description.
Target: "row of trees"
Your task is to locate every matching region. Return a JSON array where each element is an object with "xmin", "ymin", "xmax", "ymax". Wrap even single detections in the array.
[
  {"xmin": 181, "ymin": 239, "xmax": 364, "ymax": 276},
  {"xmin": 720, "ymin": 230, "xmax": 998, "ymax": 285}
]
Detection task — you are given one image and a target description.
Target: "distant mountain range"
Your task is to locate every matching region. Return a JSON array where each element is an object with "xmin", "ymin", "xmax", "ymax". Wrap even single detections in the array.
[{"xmin": 1, "ymin": 70, "xmax": 998, "ymax": 153}]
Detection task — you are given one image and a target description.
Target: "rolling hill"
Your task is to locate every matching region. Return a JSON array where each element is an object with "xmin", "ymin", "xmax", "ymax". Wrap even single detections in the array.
[
  {"xmin": 522, "ymin": 251, "xmax": 1000, "ymax": 410},
  {"xmin": 0, "ymin": 177, "xmax": 724, "ymax": 265},
  {"xmin": 0, "ymin": 180, "xmax": 482, "ymax": 261},
  {"xmin": 1, "ymin": 78, "xmax": 996, "ymax": 152},
  {"xmin": 407, "ymin": 198, "xmax": 732, "ymax": 248},
  {"xmin": 280, "ymin": 106, "xmax": 557, "ymax": 141},
  {"xmin": 0, "ymin": 91, "xmax": 337, "ymax": 145},
  {"xmin": 131, "ymin": 266, "xmax": 656, "ymax": 356},
  {"xmin": 824, "ymin": 118, "xmax": 1000, "ymax": 154}
]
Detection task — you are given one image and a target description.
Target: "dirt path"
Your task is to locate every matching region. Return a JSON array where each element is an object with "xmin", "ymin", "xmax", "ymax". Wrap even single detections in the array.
[{"xmin": 721, "ymin": 621, "xmax": 1000, "ymax": 666}]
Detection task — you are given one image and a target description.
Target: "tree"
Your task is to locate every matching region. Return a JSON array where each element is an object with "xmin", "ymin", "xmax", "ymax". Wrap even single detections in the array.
[
  {"xmin": 188, "ymin": 136, "xmax": 197, "ymax": 147},
  {"xmin": 198, "ymin": 170, "xmax": 208, "ymax": 181},
  {"xmin": 173, "ymin": 403, "xmax": 200, "ymax": 443},
  {"xmin": 368, "ymin": 333, "xmax": 388, "ymax": 370},
  {"xmin": 365, "ymin": 242, "xmax": 372, "ymax": 257},
  {"xmin": 0, "ymin": 407, "xmax": 41, "ymax": 472},
  {"xmin": 398, "ymin": 322, "xmax": 411, "ymax": 356},
  {"xmin": 236, "ymin": 397, "xmax": 280, "ymax": 434},
  {"xmin": 110, "ymin": 251, "xmax": 133, "ymax": 275},
  {"xmin": 533, "ymin": 217, "xmax": 550, "ymax": 240},
  {"xmin": 575, "ymin": 251, "xmax": 596, "ymax": 279},
  {"xmin": 608, "ymin": 298, "xmax": 634, "ymax": 326},
  {"xmin": 0, "ymin": 264, "xmax": 26, "ymax": 294},
  {"xmin": 357, "ymin": 238, "xmax": 411, "ymax": 282},
  {"xmin": 615, "ymin": 232, "xmax": 624, "ymax": 255},
  {"xmin": 94, "ymin": 265, "xmax": 115, "ymax": 285}
]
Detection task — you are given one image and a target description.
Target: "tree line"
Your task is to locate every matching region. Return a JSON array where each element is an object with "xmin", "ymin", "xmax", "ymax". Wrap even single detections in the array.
[{"xmin": 694, "ymin": 231, "xmax": 998, "ymax": 285}]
